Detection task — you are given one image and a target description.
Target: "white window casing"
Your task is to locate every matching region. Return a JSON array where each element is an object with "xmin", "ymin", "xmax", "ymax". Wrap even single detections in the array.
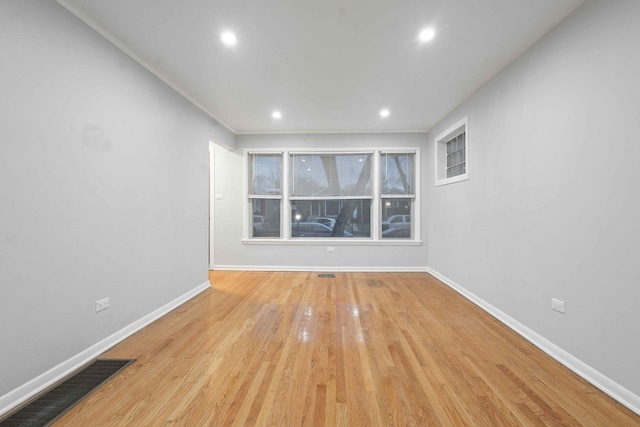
[
  {"xmin": 435, "ymin": 116, "xmax": 468, "ymax": 186},
  {"xmin": 244, "ymin": 147, "xmax": 421, "ymax": 245}
]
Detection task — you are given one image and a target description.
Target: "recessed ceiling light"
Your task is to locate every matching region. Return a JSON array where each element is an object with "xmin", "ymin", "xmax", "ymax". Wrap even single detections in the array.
[
  {"xmin": 419, "ymin": 27, "xmax": 436, "ymax": 43},
  {"xmin": 220, "ymin": 31, "xmax": 237, "ymax": 46},
  {"xmin": 272, "ymin": 110, "xmax": 282, "ymax": 119},
  {"xmin": 380, "ymin": 109, "xmax": 390, "ymax": 118}
]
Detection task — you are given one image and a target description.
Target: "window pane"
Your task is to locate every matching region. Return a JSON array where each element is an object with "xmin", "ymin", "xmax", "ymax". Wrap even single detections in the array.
[
  {"xmin": 251, "ymin": 198, "xmax": 281, "ymax": 238},
  {"xmin": 444, "ymin": 132, "xmax": 466, "ymax": 179},
  {"xmin": 381, "ymin": 153, "xmax": 414, "ymax": 195},
  {"xmin": 291, "ymin": 154, "xmax": 372, "ymax": 197},
  {"xmin": 291, "ymin": 199, "xmax": 371, "ymax": 237},
  {"xmin": 381, "ymin": 198, "xmax": 411, "ymax": 239},
  {"xmin": 250, "ymin": 154, "xmax": 281, "ymax": 196}
]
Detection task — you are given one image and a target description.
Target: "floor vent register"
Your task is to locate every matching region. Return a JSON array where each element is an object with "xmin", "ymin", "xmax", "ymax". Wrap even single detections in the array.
[{"xmin": 0, "ymin": 359, "xmax": 134, "ymax": 427}]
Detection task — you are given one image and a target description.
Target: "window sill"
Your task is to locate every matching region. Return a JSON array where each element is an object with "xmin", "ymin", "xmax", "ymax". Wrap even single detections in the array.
[
  {"xmin": 242, "ymin": 238, "xmax": 423, "ymax": 246},
  {"xmin": 435, "ymin": 173, "xmax": 468, "ymax": 187}
]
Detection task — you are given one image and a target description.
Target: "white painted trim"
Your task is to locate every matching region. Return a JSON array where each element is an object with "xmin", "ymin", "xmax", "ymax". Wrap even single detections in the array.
[
  {"xmin": 241, "ymin": 239, "xmax": 423, "ymax": 246},
  {"xmin": 248, "ymin": 195, "xmax": 284, "ymax": 200},
  {"xmin": 434, "ymin": 117, "xmax": 468, "ymax": 147},
  {"xmin": 209, "ymin": 142, "xmax": 215, "ymax": 269},
  {"xmin": 55, "ymin": 0, "xmax": 236, "ymax": 134},
  {"xmin": 289, "ymin": 196, "xmax": 374, "ymax": 201},
  {"xmin": 243, "ymin": 151, "xmax": 250, "ymax": 240},
  {"xmin": 434, "ymin": 116, "xmax": 469, "ymax": 187},
  {"xmin": 282, "ymin": 153, "xmax": 291, "ymax": 239},
  {"xmin": 434, "ymin": 173, "xmax": 469, "ymax": 187},
  {"xmin": 209, "ymin": 138, "xmax": 236, "ymax": 153},
  {"xmin": 372, "ymin": 152, "xmax": 381, "ymax": 240},
  {"xmin": 243, "ymin": 147, "xmax": 422, "ymax": 244},
  {"xmin": 0, "ymin": 281, "xmax": 211, "ymax": 417},
  {"xmin": 411, "ymin": 150, "xmax": 421, "ymax": 240},
  {"xmin": 426, "ymin": 267, "xmax": 640, "ymax": 417},
  {"xmin": 212, "ymin": 265, "xmax": 429, "ymax": 273},
  {"xmin": 289, "ymin": 150, "xmax": 374, "ymax": 156}
]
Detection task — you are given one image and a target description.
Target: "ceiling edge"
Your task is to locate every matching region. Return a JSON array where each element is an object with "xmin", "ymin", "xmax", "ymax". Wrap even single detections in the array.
[
  {"xmin": 236, "ymin": 129, "xmax": 429, "ymax": 136},
  {"xmin": 55, "ymin": 0, "xmax": 237, "ymax": 135}
]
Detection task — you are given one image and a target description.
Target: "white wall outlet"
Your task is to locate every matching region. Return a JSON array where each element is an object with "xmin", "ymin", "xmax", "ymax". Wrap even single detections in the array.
[
  {"xmin": 327, "ymin": 247, "xmax": 335, "ymax": 253},
  {"xmin": 551, "ymin": 298, "xmax": 565, "ymax": 314},
  {"xmin": 96, "ymin": 297, "xmax": 110, "ymax": 312},
  {"xmin": 215, "ymin": 194, "xmax": 223, "ymax": 199}
]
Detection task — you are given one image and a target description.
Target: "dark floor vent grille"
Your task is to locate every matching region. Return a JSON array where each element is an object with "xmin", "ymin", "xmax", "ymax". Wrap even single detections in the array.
[
  {"xmin": 318, "ymin": 273, "xmax": 336, "ymax": 278},
  {"xmin": 0, "ymin": 359, "xmax": 134, "ymax": 427}
]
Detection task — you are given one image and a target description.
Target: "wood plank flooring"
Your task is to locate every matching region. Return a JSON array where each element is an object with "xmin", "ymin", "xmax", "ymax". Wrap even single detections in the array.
[{"xmin": 55, "ymin": 272, "xmax": 640, "ymax": 426}]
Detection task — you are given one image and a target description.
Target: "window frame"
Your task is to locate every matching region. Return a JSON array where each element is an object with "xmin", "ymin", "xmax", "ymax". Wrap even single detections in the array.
[
  {"xmin": 246, "ymin": 151, "xmax": 283, "ymax": 239},
  {"xmin": 243, "ymin": 147, "xmax": 421, "ymax": 245},
  {"xmin": 435, "ymin": 116, "xmax": 469, "ymax": 186},
  {"xmin": 379, "ymin": 150, "xmax": 416, "ymax": 241}
]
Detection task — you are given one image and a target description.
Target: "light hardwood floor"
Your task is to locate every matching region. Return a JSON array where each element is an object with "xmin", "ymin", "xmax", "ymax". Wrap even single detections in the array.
[{"xmin": 55, "ymin": 271, "xmax": 639, "ymax": 426}]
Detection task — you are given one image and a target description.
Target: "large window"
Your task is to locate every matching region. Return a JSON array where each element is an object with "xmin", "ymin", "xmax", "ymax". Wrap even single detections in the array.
[{"xmin": 245, "ymin": 148, "xmax": 420, "ymax": 242}]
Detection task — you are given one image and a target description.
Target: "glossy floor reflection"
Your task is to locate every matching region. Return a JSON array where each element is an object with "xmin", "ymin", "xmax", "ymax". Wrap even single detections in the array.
[{"xmin": 54, "ymin": 272, "xmax": 640, "ymax": 426}]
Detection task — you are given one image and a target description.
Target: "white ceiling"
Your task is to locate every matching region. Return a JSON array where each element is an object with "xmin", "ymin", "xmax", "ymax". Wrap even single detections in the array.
[{"xmin": 58, "ymin": 0, "xmax": 583, "ymax": 134}]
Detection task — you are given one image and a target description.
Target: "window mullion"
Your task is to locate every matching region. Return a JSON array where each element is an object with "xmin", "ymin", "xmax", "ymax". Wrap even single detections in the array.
[
  {"xmin": 380, "ymin": 194, "xmax": 416, "ymax": 199},
  {"xmin": 243, "ymin": 150, "xmax": 249, "ymax": 240},
  {"xmin": 248, "ymin": 195, "xmax": 283, "ymax": 199},
  {"xmin": 289, "ymin": 196, "xmax": 373, "ymax": 201},
  {"xmin": 372, "ymin": 151, "xmax": 381, "ymax": 240},
  {"xmin": 282, "ymin": 151, "xmax": 291, "ymax": 239}
]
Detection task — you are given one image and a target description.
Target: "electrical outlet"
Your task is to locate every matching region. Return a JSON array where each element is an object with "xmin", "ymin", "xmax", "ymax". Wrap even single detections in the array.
[
  {"xmin": 327, "ymin": 247, "xmax": 335, "ymax": 253},
  {"xmin": 96, "ymin": 297, "xmax": 110, "ymax": 312},
  {"xmin": 551, "ymin": 298, "xmax": 565, "ymax": 314}
]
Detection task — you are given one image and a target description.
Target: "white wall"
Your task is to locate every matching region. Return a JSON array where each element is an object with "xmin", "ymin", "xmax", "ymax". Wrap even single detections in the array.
[
  {"xmin": 213, "ymin": 133, "xmax": 428, "ymax": 270},
  {"xmin": 0, "ymin": 0, "xmax": 233, "ymax": 402},
  {"xmin": 426, "ymin": 0, "xmax": 640, "ymax": 399}
]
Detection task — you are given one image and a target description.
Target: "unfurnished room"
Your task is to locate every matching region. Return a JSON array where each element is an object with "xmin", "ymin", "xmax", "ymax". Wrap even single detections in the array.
[{"xmin": 1, "ymin": 0, "xmax": 639, "ymax": 425}]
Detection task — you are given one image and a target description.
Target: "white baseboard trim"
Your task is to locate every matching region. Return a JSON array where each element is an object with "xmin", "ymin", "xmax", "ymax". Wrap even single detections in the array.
[
  {"xmin": 0, "ymin": 280, "xmax": 211, "ymax": 417},
  {"xmin": 426, "ymin": 267, "xmax": 640, "ymax": 417},
  {"xmin": 211, "ymin": 265, "xmax": 430, "ymax": 273}
]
